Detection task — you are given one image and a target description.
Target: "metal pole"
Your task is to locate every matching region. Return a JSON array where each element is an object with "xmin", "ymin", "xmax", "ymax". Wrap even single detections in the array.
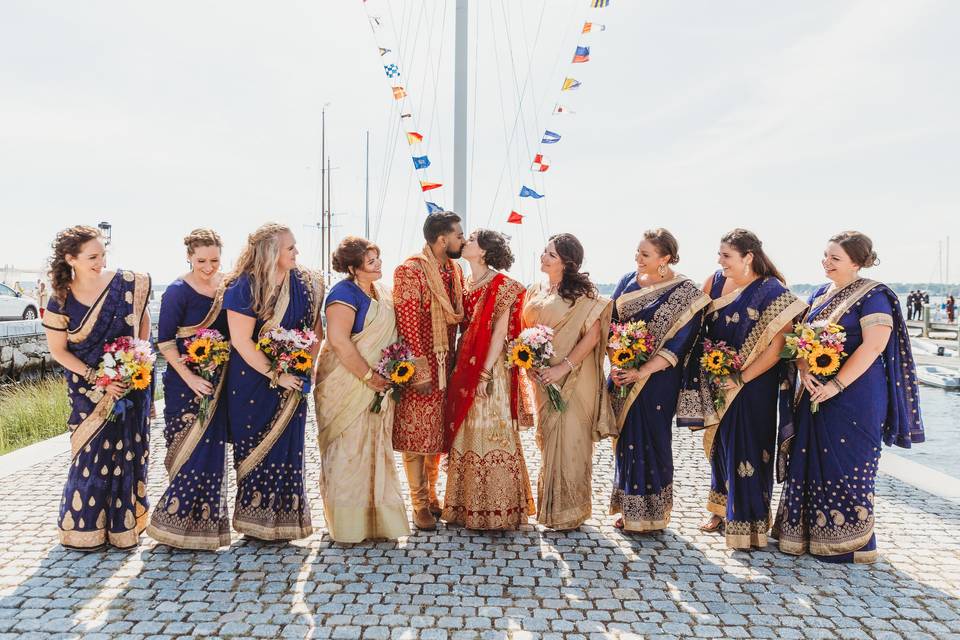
[
  {"xmin": 365, "ymin": 130, "xmax": 370, "ymax": 239},
  {"xmin": 454, "ymin": 0, "xmax": 469, "ymax": 225},
  {"xmin": 321, "ymin": 107, "xmax": 327, "ymax": 277},
  {"xmin": 327, "ymin": 156, "xmax": 333, "ymax": 286}
]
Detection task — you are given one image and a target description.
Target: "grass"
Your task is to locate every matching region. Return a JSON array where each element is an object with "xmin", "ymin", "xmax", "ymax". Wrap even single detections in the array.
[{"xmin": 0, "ymin": 378, "xmax": 71, "ymax": 455}]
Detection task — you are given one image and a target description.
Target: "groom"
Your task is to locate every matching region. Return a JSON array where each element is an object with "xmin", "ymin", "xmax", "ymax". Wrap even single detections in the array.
[{"xmin": 393, "ymin": 211, "xmax": 465, "ymax": 530}]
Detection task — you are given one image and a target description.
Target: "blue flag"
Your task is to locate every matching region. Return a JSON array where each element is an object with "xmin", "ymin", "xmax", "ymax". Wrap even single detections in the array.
[
  {"xmin": 425, "ymin": 201, "xmax": 444, "ymax": 214},
  {"xmin": 413, "ymin": 155, "xmax": 431, "ymax": 170},
  {"xmin": 541, "ymin": 130, "xmax": 561, "ymax": 144},
  {"xmin": 519, "ymin": 186, "xmax": 544, "ymax": 199},
  {"xmin": 384, "ymin": 64, "xmax": 400, "ymax": 78}
]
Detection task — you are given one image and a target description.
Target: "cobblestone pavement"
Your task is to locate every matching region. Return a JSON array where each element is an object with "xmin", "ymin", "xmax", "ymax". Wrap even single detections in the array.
[{"xmin": 1, "ymin": 405, "xmax": 959, "ymax": 640}]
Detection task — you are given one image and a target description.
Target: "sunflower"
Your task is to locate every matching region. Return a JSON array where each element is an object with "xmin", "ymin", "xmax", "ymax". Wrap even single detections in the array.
[
  {"xmin": 255, "ymin": 337, "xmax": 272, "ymax": 353},
  {"xmin": 701, "ymin": 350, "xmax": 729, "ymax": 376},
  {"xmin": 391, "ymin": 361, "xmax": 415, "ymax": 384},
  {"xmin": 510, "ymin": 344, "xmax": 534, "ymax": 369},
  {"xmin": 187, "ymin": 338, "xmax": 212, "ymax": 362},
  {"xmin": 291, "ymin": 350, "xmax": 313, "ymax": 372},
  {"xmin": 808, "ymin": 345, "xmax": 841, "ymax": 376},
  {"xmin": 130, "ymin": 367, "xmax": 152, "ymax": 390},
  {"xmin": 611, "ymin": 348, "xmax": 635, "ymax": 367}
]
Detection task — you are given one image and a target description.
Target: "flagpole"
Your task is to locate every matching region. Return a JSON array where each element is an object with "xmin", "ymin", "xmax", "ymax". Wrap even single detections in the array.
[
  {"xmin": 365, "ymin": 130, "xmax": 370, "ymax": 239},
  {"xmin": 454, "ymin": 0, "xmax": 468, "ymax": 225}
]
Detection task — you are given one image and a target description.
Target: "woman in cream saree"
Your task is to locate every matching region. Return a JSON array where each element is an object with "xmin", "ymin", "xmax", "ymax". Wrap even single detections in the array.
[
  {"xmin": 314, "ymin": 238, "xmax": 410, "ymax": 542},
  {"xmin": 522, "ymin": 234, "xmax": 613, "ymax": 530}
]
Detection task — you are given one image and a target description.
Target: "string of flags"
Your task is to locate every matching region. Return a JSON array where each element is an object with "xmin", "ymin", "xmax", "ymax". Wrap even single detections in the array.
[
  {"xmin": 506, "ymin": 0, "xmax": 610, "ymax": 225},
  {"xmin": 362, "ymin": 0, "xmax": 448, "ymax": 216}
]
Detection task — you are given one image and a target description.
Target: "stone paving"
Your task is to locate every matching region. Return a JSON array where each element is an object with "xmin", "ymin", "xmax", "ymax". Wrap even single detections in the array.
[{"xmin": 1, "ymin": 404, "xmax": 960, "ymax": 640}]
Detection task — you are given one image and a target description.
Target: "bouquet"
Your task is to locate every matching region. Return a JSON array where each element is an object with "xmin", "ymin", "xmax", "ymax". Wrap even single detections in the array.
[
  {"xmin": 93, "ymin": 336, "xmax": 156, "ymax": 421},
  {"xmin": 781, "ymin": 321, "xmax": 847, "ymax": 412},
  {"xmin": 370, "ymin": 341, "xmax": 417, "ymax": 413},
  {"xmin": 506, "ymin": 324, "xmax": 565, "ymax": 412},
  {"xmin": 699, "ymin": 338, "xmax": 744, "ymax": 413},
  {"xmin": 182, "ymin": 328, "xmax": 230, "ymax": 425},
  {"xmin": 608, "ymin": 320, "xmax": 655, "ymax": 398},
  {"xmin": 256, "ymin": 326, "xmax": 318, "ymax": 397}
]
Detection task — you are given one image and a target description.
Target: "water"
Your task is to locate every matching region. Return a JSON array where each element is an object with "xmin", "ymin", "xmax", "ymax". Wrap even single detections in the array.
[{"xmin": 896, "ymin": 386, "xmax": 960, "ymax": 478}]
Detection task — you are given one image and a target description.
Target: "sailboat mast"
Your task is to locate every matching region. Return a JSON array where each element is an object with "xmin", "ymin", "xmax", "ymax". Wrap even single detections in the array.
[{"xmin": 454, "ymin": 0, "xmax": 469, "ymax": 225}]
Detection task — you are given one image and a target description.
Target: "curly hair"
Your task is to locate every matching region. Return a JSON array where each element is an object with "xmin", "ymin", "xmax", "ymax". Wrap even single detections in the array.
[
  {"xmin": 549, "ymin": 233, "xmax": 597, "ymax": 304},
  {"xmin": 829, "ymin": 230, "xmax": 879, "ymax": 268},
  {"xmin": 183, "ymin": 228, "xmax": 223, "ymax": 255},
  {"xmin": 48, "ymin": 225, "xmax": 102, "ymax": 304},
  {"xmin": 642, "ymin": 228, "xmax": 680, "ymax": 265},
  {"xmin": 720, "ymin": 228, "xmax": 786, "ymax": 284},
  {"xmin": 332, "ymin": 236, "xmax": 380, "ymax": 278},
  {"xmin": 473, "ymin": 229, "xmax": 514, "ymax": 271},
  {"xmin": 226, "ymin": 222, "xmax": 292, "ymax": 320}
]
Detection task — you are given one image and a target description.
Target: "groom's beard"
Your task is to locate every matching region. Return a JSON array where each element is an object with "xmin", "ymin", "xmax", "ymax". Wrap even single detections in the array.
[{"xmin": 446, "ymin": 247, "xmax": 463, "ymax": 260}]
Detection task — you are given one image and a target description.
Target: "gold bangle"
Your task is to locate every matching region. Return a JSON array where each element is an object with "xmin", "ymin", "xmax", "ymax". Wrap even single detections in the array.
[
  {"xmin": 362, "ymin": 369, "xmax": 373, "ymax": 382},
  {"xmin": 563, "ymin": 357, "xmax": 575, "ymax": 372}
]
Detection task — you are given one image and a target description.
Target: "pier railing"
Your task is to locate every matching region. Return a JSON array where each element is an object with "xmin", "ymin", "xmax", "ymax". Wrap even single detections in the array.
[{"xmin": 906, "ymin": 305, "xmax": 960, "ymax": 353}]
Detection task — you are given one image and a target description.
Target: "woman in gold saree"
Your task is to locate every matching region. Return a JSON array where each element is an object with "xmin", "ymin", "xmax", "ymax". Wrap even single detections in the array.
[
  {"xmin": 522, "ymin": 233, "xmax": 613, "ymax": 530},
  {"xmin": 315, "ymin": 237, "xmax": 410, "ymax": 542}
]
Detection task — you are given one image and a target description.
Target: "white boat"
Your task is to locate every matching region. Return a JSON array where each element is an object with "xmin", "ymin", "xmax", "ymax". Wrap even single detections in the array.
[
  {"xmin": 916, "ymin": 365, "xmax": 960, "ymax": 390},
  {"xmin": 911, "ymin": 337, "xmax": 958, "ymax": 358}
]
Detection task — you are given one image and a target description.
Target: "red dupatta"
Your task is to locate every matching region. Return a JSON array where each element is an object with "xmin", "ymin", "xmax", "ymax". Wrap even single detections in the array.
[{"xmin": 443, "ymin": 273, "xmax": 525, "ymax": 452}]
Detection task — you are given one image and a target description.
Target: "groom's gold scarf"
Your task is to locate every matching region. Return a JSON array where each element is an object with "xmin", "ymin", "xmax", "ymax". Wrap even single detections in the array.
[{"xmin": 410, "ymin": 244, "xmax": 464, "ymax": 389}]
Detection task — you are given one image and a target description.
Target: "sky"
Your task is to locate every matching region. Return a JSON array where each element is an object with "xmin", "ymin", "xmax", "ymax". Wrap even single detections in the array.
[{"xmin": 1, "ymin": 0, "xmax": 958, "ymax": 288}]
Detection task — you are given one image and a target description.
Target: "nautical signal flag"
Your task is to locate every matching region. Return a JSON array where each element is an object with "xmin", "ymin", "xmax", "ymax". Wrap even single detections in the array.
[
  {"xmin": 591, "ymin": 0, "xmax": 610, "ymax": 7},
  {"xmin": 406, "ymin": 131, "xmax": 423, "ymax": 145},
  {"xmin": 507, "ymin": 211, "xmax": 524, "ymax": 224},
  {"xmin": 379, "ymin": 47, "xmax": 391, "ymax": 56},
  {"xmin": 531, "ymin": 154, "xmax": 550, "ymax": 172},
  {"xmin": 519, "ymin": 186, "xmax": 543, "ymax": 199},
  {"xmin": 384, "ymin": 64, "xmax": 400, "ymax": 78},
  {"xmin": 572, "ymin": 46, "xmax": 590, "ymax": 63},
  {"xmin": 426, "ymin": 201, "xmax": 444, "ymax": 214},
  {"xmin": 392, "ymin": 86, "xmax": 407, "ymax": 100},
  {"xmin": 420, "ymin": 180, "xmax": 442, "ymax": 192},
  {"xmin": 552, "ymin": 104, "xmax": 575, "ymax": 115},
  {"xmin": 582, "ymin": 22, "xmax": 606, "ymax": 33},
  {"xmin": 541, "ymin": 130, "xmax": 561, "ymax": 144},
  {"xmin": 561, "ymin": 77, "xmax": 581, "ymax": 91},
  {"xmin": 412, "ymin": 155, "xmax": 431, "ymax": 170}
]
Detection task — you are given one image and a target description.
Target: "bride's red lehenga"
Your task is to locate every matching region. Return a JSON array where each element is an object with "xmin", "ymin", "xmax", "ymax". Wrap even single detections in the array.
[{"xmin": 441, "ymin": 273, "xmax": 536, "ymax": 530}]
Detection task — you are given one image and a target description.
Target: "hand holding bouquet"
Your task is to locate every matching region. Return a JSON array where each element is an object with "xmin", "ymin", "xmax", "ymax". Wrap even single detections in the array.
[
  {"xmin": 256, "ymin": 326, "xmax": 318, "ymax": 397},
  {"xmin": 507, "ymin": 324, "xmax": 565, "ymax": 412},
  {"xmin": 781, "ymin": 321, "xmax": 847, "ymax": 412},
  {"xmin": 370, "ymin": 341, "xmax": 416, "ymax": 413},
  {"xmin": 94, "ymin": 336, "xmax": 156, "ymax": 421},
  {"xmin": 609, "ymin": 320, "xmax": 655, "ymax": 398},
  {"xmin": 699, "ymin": 338, "xmax": 744, "ymax": 412},
  {"xmin": 182, "ymin": 328, "xmax": 230, "ymax": 424}
]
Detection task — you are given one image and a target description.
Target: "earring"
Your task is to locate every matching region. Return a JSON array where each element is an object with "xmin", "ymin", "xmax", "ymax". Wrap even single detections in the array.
[{"xmin": 657, "ymin": 264, "xmax": 667, "ymax": 277}]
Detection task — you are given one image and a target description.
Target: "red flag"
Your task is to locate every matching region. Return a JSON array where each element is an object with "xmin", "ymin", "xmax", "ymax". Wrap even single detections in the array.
[
  {"xmin": 507, "ymin": 211, "xmax": 523, "ymax": 224},
  {"xmin": 420, "ymin": 180, "xmax": 442, "ymax": 192},
  {"xmin": 531, "ymin": 153, "xmax": 550, "ymax": 172}
]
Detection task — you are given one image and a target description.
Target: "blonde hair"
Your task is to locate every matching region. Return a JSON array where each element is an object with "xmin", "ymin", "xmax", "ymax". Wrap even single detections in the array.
[
  {"xmin": 183, "ymin": 228, "xmax": 223, "ymax": 255},
  {"xmin": 228, "ymin": 222, "xmax": 293, "ymax": 320}
]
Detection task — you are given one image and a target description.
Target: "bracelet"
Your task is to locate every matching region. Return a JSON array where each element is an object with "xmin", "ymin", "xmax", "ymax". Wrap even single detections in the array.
[
  {"xmin": 479, "ymin": 369, "xmax": 492, "ymax": 382},
  {"xmin": 563, "ymin": 357, "xmax": 575, "ymax": 372},
  {"xmin": 268, "ymin": 369, "xmax": 279, "ymax": 389},
  {"xmin": 362, "ymin": 369, "xmax": 373, "ymax": 382},
  {"xmin": 831, "ymin": 378, "xmax": 846, "ymax": 393},
  {"xmin": 82, "ymin": 365, "xmax": 97, "ymax": 384}
]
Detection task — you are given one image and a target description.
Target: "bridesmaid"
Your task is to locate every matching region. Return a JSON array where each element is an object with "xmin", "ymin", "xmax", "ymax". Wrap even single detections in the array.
[
  {"xmin": 678, "ymin": 229, "xmax": 806, "ymax": 549},
  {"xmin": 224, "ymin": 222, "xmax": 324, "ymax": 541},
  {"xmin": 442, "ymin": 229, "xmax": 536, "ymax": 530},
  {"xmin": 522, "ymin": 233, "xmax": 613, "ymax": 530},
  {"xmin": 147, "ymin": 229, "xmax": 232, "ymax": 550},
  {"xmin": 43, "ymin": 225, "xmax": 152, "ymax": 550},
  {"xmin": 607, "ymin": 229, "xmax": 710, "ymax": 532},
  {"xmin": 314, "ymin": 236, "xmax": 410, "ymax": 543},
  {"xmin": 772, "ymin": 231, "xmax": 924, "ymax": 563}
]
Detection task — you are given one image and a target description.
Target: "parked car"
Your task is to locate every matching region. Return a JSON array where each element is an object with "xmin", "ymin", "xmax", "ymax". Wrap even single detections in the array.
[{"xmin": 0, "ymin": 282, "xmax": 40, "ymax": 320}]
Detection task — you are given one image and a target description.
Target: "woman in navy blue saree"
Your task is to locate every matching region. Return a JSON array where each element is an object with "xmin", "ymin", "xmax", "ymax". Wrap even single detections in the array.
[
  {"xmin": 607, "ymin": 230, "xmax": 710, "ymax": 532},
  {"xmin": 224, "ymin": 223, "xmax": 324, "ymax": 541},
  {"xmin": 43, "ymin": 226, "xmax": 152, "ymax": 551},
  {"xmin": 772, "ymin": 232, "xmax": 924, "ymax": 563},
  {"xmin": 147, "ymin": 229, "xmax": 233, "ymax": 550},
  {"xmin": 678, "ymin": 229, "xmax": 807, "ymax": 550}
]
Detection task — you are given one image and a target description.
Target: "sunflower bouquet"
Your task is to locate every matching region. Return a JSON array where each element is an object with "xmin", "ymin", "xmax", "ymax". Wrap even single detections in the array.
[
  {"xmin": 182, "ymin": 328, "xmax": 230, "ymax": 425},
  {"xmin": 506, "ymin": 324, "xmax": 565, "ymax": 412},
  {"xmin": 781, "ymin": 321, "xmax": 847, "ymax": 412},
  {"xmin": 256, "ymin": 326, "xmax": 318, "ymax": 397},
  {"xmin": 608, "ymin": 320, "xmax": 656, "ymax": 398},
  {"xmin": 699, "ymin": 338, "xmax": 744, "ymax": 412},
  {"xmin": 370, "ymin": 341, "xmax": 416, "ymax": 414},
  {"xmin": 94, "ymin": 336, "xmax": 156, "ymax": 422}
]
